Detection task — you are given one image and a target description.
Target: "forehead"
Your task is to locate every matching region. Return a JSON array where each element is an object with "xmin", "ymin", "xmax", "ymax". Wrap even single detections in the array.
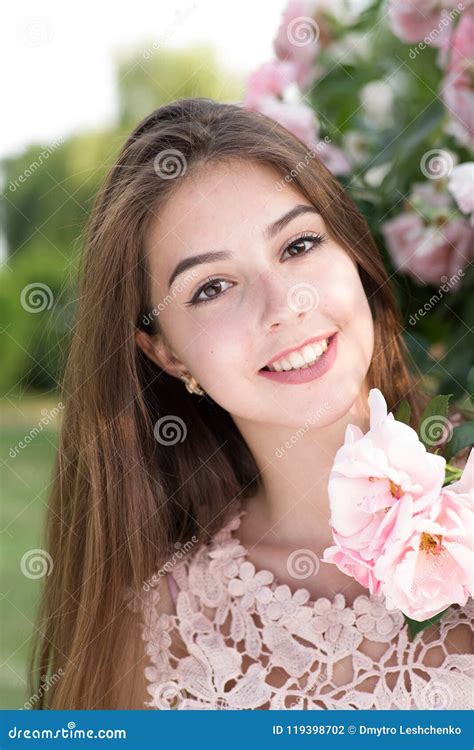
[{"xmin": 144, "ymin": 159, "xmax": 312, "ymax": 273}]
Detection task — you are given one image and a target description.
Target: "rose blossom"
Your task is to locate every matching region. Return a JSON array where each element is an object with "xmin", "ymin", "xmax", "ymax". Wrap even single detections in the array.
[
  {"xmin": 373, "ymin": 450, "xmax": 474, "ymax": 620},
  {"xmin": 381, "ymin": 211, "xmax": 473, "ymax": 288},
  {"xmin": 322, "ymin": 389, "xmax": 446, "ymax": 594},
  {"xmin": 448, "ymin": 162, "xmax": 474, "ymax": 221},
  {"xmin": 440, "ymin": 10, "xmax": 474, "ymax": 149},
  {"xmin": 273, "ymin": 0, "xmax": 325, "ymax": 89},
  {"xmin": 242, "ymin": 61, "xmax": 300, "ymax": 110},
  {"xmin": 388, "ymin": 0, "xmax": 458, "ymax": 46}
]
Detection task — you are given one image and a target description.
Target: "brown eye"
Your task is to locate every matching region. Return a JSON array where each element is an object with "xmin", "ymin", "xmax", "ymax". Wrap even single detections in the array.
[
  {"xmin": 201, "ymin": 280, "xmax": 223, "ymax": 299},
  {"xmin": 282, "ymin": 232, "xmax": 327, "ymax": 260},
  {"xmin": 186, "ymin": 277, "xmax": 233, "ymax": 306}
]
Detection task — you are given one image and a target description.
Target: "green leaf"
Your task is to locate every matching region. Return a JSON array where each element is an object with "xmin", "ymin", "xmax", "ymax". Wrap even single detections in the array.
[
  {"xmin": 467, "ymin": 366, "xmax": 474, "ymax": 406},
  {"xmin": 394, "ymin": 399, "xmax": 411, "ymax": 425},
  {"xmin": 404, "ymin": 607, "xmax": 451, "ymax": 639},
  {"xmin": 418, "ymin": 394, "xmax": 452, "ymax": 450},
  {"xmin": 443, "ymin": 422, "xmax": 474, "ymax": 462}
]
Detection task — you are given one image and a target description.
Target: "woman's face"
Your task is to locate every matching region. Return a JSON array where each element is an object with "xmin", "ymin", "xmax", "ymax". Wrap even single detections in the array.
[{"xmin": 139, "ymin": 159, "xmax": 374, "ymax": 428}]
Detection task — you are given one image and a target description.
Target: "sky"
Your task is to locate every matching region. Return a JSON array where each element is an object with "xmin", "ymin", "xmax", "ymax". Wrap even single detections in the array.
[{"xmin": 1, "ymin": 0, "xmax": 288, "ymax": 159}]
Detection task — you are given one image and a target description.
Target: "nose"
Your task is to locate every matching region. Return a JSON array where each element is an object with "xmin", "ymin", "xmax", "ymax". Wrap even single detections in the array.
[{"xmin": 256, "ymin": 269, "xmax": 318, "ymax": 331}]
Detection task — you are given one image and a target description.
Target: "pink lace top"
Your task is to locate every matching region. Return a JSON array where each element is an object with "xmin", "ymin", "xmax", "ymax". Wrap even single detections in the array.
[{"xmin": 131, "ymin": 505, "xmax": 474, "ymax": 710}]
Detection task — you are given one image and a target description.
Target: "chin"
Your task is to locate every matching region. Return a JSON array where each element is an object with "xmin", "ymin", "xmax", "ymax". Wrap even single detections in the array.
[{"xmin": 308, "ymin": 379, "xmax": 366, "ymax": 426}]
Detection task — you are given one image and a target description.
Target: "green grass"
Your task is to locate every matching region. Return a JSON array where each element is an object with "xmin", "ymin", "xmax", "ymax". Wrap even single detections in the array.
[{"xmin": 1, "ymin": 394, "xmax": 59, "ymax": 709}]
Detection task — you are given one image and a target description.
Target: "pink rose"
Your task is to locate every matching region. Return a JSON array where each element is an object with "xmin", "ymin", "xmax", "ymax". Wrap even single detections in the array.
[
  {"xmin": 273, "ymin": 0, "xmax": 326, "ymax": 88},
  {"xmin": 448, "ymin": 162, "xmax": 474, "ymax": 220},
  {"xmin": 322, "ymin": 389, "xmax": 446, "ymax": 594},
  {"xmin": 388, "ymin": 0, "xmax": 456, "ymax": 46},
  {"xmin": 381, "ymin": 212, "xmax": 473, "ymax": 288},
  {"xmin": 274, "ymin": 0, "xmax": 321, "ymax": 62},
  {"xmin": 242, "ymin": 61, "xmax": 299, "ymax": 110},
  {"xmin": 373, "ymin": 450, "xmax": 474, "ymax": 620},
  {"xmin": 440, "ymin": 10, "xmax": 474, "ymax": 149}
]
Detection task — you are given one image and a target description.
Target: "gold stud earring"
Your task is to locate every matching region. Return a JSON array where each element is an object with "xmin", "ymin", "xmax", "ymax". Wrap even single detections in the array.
[{"xmin": 181, "ymin": 374, "xmax": 206, "ymax": 396}]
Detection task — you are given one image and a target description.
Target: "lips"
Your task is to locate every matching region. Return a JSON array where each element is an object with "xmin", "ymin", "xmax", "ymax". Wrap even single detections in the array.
[{"xmin": 258, "ymin": 331, "xmax": 338, "ymax": 384}]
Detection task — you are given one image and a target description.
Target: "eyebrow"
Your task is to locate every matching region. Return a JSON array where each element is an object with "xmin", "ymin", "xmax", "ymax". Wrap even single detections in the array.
[{"xmin": 167, "ymin": 204, "xmax": 320, "ymax": 289}]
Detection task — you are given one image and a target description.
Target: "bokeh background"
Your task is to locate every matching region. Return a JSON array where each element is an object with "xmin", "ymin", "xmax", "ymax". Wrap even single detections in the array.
[{"xmin": 1, "ymin": 0, "xmax": 473, "ymax": 708}]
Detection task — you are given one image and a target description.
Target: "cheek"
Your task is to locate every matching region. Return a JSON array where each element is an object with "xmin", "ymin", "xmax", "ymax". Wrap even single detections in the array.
[
  {"xmin": 186, "ymin": 314, "xmax": 250, "ymax": 378},
  {"xmin": 320, "ymin": 261, "xmax": 374, "ymax": 358},
  {"xmin": 318, "ymin": 260, "xmax": 361, "ymax": 323}
]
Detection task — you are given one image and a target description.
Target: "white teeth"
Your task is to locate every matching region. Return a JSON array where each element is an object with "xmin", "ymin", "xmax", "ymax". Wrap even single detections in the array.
[
  {"xmin": 301, "ymin": 344, "xmax": 319, "ymax": 362},
  {"xmin": 288, "ymin": 351, "xmax": 305, "ymax": 368},
  {"xmin": 266, "ymin": 337, "xmax": 331, "ymax": 372}
]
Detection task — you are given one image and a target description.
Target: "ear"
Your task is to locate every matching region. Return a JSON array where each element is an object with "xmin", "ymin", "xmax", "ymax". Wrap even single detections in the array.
[{"xmin": 135, "ymin": 330, "xmax": 186, "ymax": 380}]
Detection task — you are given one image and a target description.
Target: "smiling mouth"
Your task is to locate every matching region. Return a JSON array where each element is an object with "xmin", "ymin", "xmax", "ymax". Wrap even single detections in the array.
[{"xmin": 260, "ymin": 333, "xmax": 337, "ymax": 372}]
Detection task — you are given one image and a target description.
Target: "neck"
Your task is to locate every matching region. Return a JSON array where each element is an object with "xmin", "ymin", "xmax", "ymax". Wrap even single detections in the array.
[{"xmin": 232, "ymin": 384, "xmax": 370, "ymax": 551}]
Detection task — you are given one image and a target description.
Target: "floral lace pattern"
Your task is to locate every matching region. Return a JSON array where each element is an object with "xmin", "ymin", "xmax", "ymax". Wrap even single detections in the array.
[{"xmin": 130, "ymin": 508, "xmax": 474, "ymax": 710}]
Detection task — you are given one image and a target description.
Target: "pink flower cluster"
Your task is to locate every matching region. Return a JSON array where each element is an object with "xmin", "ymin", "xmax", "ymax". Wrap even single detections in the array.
[
  {"xmin": 381, "ymin": 180, "xmax": 473, "ymax": 289},
  {"xmin": 388, "ymin": 2, "xmax": 474, "ymax": 149},
  {"xmin": 323, "ymin": 388, "xmax": 473, "ymax": 621},
  {"xmin": 380, "ymin": 3, "xmax": 474, "ymax": 287},
  {"xmin": 243, "ymin": 1, "xmax": 474, "ymax": 289},
  {"xmin": 242, "ymin": 1, "xmax": 350, "ymax": 175}
]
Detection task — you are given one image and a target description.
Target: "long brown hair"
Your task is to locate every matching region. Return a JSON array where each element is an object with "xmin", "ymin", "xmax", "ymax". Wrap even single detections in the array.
[{"xmin": 28, "ymin": 97, "xmax": 428, "ymax": 708}]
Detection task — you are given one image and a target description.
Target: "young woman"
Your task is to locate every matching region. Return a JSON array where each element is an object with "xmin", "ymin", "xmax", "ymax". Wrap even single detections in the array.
[{"xmin": 29, "ymin": 98, "xmax": 473, "ymax": 710}]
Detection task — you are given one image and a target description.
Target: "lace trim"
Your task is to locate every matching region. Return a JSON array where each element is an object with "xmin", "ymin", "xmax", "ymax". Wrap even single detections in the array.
[{"xmin": 134, "ymin": 507, "xmax": 474, "ymax": 710}]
